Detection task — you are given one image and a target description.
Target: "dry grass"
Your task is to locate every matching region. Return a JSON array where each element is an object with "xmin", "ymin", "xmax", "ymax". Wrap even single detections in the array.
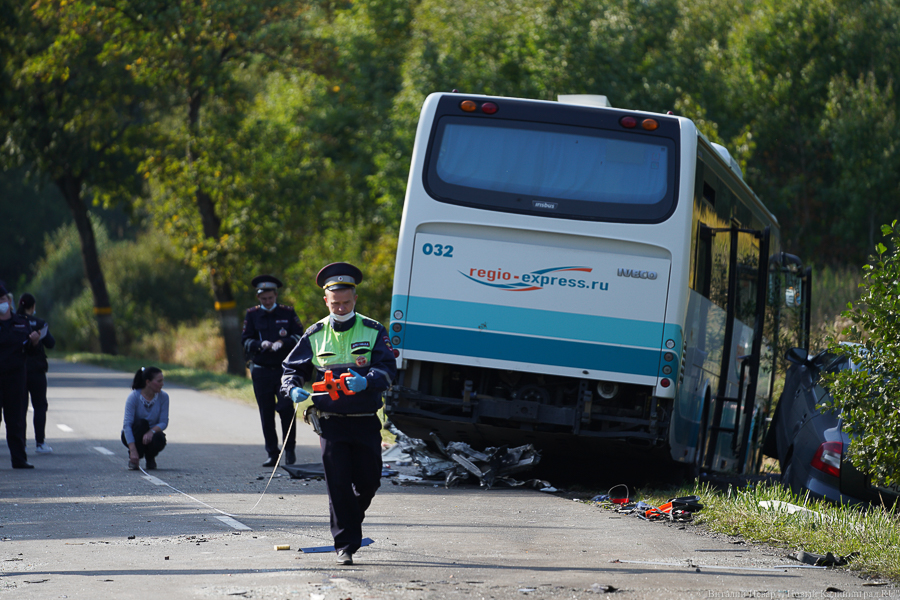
[{"xmin": 133, "ymin": 318, "xmax": 228, "ymax": 373}]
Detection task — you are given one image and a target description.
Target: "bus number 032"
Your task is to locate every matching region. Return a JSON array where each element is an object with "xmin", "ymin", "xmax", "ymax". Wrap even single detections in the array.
[{"xmin": 422, "ymin": 243, "xmax": 453, "ymax": 258}]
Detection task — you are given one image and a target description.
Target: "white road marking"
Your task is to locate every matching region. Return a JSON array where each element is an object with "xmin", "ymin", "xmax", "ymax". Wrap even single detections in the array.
[
  {"xmin": 216, "ymin": 516, "xmax": 251, "ymax": 531},
  {"xmin": 94, "ymin": 447, "xmax": 115, "ymax": 455},
  {"xmin": 57, "ymin": 424, "xmax": 74, "ymax": 432},
  {"xmin": 133, "ymin": 470, "xmax": 249, "ymax": 528}
]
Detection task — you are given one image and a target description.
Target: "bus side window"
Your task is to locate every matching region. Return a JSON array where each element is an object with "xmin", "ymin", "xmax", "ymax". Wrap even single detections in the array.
[
  {"xmin": 703, "ymin": 182, "xmax": 716, "ymax": 207},
  {"xmin": 694, "ymin": 224, "xmax": 713, "ymax": 299}
]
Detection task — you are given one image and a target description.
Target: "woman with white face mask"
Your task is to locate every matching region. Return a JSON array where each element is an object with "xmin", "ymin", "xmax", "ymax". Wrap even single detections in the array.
[{"xmin": 0, "ymin": 280, "xmax": 41, "ymax": 469}]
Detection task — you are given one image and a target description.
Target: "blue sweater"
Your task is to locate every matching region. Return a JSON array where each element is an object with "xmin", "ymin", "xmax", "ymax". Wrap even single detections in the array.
[{"xmin": 122, "ymin": 389, "xmax": 169, "ymax": 444}]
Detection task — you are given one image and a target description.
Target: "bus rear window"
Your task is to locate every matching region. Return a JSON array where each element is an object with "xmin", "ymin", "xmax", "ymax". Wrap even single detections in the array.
[{"xmin": 425, "ymin": 117, "xmax": 678, "ymax": 223}]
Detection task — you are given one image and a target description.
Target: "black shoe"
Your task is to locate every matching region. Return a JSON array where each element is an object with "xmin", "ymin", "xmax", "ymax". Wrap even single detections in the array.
[
  {"xmin": 262, "ymin": 456, "xmax": 278, "ymax": 467},
  {"xmin": 336, "ymin": 550, "xmax": 353, "ymax": 565},
  {"xmin": 12, "ymin": 462, "xmax": 35, "ymax": 469},
  {"xmin": 285, "ymin": 449, "xmax": 296, "ymax": 465},
  {"xmin": 146, "ymin": 456, "xmax": 157, "ymax": 470}
]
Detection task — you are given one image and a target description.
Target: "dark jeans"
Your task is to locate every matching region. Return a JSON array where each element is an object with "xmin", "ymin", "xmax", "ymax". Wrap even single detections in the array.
[
  {"xmin": 251, "ymin": 365, "xmax": 296, "ymax": 457},
  {"xmin": 121, "ymin": 419, "xmax": 167, "ymax": 459},
  {"xmin": 26, "ymin": 368, "xmax": 48, "ymax": 445},
  {"xmin": 0, "ymin": 367, "xmax": 28, "ymax": 465}
]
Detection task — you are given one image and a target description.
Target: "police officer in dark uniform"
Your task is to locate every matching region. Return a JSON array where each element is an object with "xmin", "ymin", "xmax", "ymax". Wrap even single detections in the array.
[
  {"xmin": 281, "ymin": 263, "xmax": 397, "ymax": 565},
  {"xmin": 0, "ymin": 280, "xmax": 40, "ymax": 469},
  {"xmin": 242, "ymin": 275, "xmax": 304, "ymax": 467}
]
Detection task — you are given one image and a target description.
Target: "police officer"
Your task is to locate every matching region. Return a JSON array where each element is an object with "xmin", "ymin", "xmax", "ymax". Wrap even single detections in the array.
[
  {"xmin": 242, "ymin": 275, "xmax": 304, "ymax": 467},
  {"xmin": 0, "ymin": 281, "xmax": 40, "ymax": 469},
  {"xmin": 281, "ymin": 263, "xmax": 397, "ymax": 565}
]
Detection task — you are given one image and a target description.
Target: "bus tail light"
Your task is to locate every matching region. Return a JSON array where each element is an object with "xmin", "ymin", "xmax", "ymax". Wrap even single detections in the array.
[
  {"xmin": 810, "ymin": 441, "xmax": 842, "ymax": 478},
  {"xmin": 481, "ymin": 102, "xmax": 498, "ymax": 114},
  {"xmin": 642, "ymin": 119, "xmax": 659, "ymax": 131},
  {"xmin": 460, "ymin": 100, "xmax": 477, "ymax": 112},
  {"xmin": 660, "ymin": 378, "xmax": 671, "ymax": 388},
  {"xmin": 620, "ymin": 116, "xmax": 637, "ymax": 128}
]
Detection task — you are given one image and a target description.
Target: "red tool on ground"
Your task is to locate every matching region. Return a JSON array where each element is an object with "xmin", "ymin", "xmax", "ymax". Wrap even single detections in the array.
[{"xmin": 312, "ymin": 370, "xmax": 356, "ymax": 401}]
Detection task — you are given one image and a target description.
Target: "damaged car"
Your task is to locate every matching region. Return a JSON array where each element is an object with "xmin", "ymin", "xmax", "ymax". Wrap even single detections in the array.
[{"xmin": 763, "ymin": 347, "xmax": 899, "ymax": 506}]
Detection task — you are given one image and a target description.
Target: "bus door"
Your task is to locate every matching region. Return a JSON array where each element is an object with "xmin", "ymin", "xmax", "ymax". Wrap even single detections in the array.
[{"xmin": 697, "ymin": 224, "xmax": 770, "ymax": 473}]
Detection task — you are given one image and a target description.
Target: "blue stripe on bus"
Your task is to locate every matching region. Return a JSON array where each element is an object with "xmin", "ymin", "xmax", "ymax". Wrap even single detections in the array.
[
  {"xmin": 401, "ymin": 323, "xmax": 662, "ymax": 377},
  {"xmin": 393, "ymin": 295, "xmax": 666, "ymax": 349}
]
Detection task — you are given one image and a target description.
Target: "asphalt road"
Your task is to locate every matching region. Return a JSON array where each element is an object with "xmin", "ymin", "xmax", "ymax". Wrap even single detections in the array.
[{"xmin": 0, "ymin": 360, "xmax": 896, "ymax": 600}]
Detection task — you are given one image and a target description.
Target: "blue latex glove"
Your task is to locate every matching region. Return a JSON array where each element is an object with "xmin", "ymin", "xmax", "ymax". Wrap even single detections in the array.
[
  {"xmin": 289, "ymin": 387, "xmax": 310, "ymax": 403},
  {"xmin": 346, "ymin": 369, "xmax": 368, "ymax": 392}
]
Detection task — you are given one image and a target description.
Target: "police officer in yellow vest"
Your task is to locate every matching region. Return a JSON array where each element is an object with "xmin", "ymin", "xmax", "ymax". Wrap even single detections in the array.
[{"xmin": 281, "ymin": 263, "xmax": 397, "ymax": 565}]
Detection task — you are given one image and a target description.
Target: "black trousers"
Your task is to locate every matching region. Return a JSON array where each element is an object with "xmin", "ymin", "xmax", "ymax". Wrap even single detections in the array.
[
  {"xmin": 26, "ymin": 368, "xmax": 48, "ymax": 445},
  {"xmin": 0, "ymin": 367, "xmax": 28, "ymax": 466},
  {"xmin": 319, "ymin": 415, "xmax": 383, "ymax": 554},
  {"xmin": 121, "ymin": 419, "xmax": 167, "ymax": 459},
  {"xmin": 251, "ymin": 365, "xmax": 296, "ymax": 457}
]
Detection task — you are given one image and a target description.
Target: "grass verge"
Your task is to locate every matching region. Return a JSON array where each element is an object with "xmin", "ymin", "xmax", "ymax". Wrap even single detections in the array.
[{"xmin": 582, "ymin": 479, "xmax": 899, "ymax": 582}]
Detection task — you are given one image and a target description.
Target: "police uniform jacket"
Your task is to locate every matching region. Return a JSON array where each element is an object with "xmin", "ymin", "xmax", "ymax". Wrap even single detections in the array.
[
  {"xmin": 241, "ymin": 304, "xmax": 304, "ymax": 369},
  {"xmin": 280, "ymin": 314, "xmax": 397, "ymax": 414},
  {"xmin": 24, "ymin": 314, "xmax": 55, "ymax": 373},
  {"xmin": 0, "ymin": 314, "xmax": 33, "ymax": 373}
]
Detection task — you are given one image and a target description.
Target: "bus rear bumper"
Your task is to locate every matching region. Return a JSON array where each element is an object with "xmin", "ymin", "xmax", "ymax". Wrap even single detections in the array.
[{"xmin": 384, "ymin": 385, "xmax": 668, "ymax": 452}]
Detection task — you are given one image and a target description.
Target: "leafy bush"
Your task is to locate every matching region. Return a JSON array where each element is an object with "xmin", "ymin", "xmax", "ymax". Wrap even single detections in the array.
[
  {"xmin": 24, "ymin": 220, "xmax": 214, "ymax": 354},
  {"xmin": 823, "ymin": 220, "xmax": 900, "ymax": 487}
]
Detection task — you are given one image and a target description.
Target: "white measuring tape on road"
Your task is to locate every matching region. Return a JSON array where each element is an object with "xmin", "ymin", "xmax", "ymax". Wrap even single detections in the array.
[
  {"xmin": 249, "ymin": 406, "xmax": 299, "ymax": 513},
  {"xmin": 133, "ymin": 463, "xmax": 253, "ymax": 530}
]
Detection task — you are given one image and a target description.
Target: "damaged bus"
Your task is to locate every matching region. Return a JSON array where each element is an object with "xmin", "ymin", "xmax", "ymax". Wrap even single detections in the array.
[{"xmin": 384, "ymin": 92, "xmax": 809, "ymax": 476}]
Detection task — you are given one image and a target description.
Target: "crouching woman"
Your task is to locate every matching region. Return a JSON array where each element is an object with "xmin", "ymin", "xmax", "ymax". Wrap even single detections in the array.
[{"xmin": 121, "ymin": 366, "xmax": 169, "ymax": 470}]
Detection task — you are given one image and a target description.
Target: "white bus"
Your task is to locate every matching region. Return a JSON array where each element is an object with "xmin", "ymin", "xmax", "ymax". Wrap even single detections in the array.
[{"xmin": 385, "ymin": 92, "xmax": 809, "ymax": 475}]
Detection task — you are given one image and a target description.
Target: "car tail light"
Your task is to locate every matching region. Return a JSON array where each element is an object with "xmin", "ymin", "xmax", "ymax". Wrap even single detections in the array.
[{"xmin": 810, "ymin": 441, "xmax": 843, "ymax": 478}]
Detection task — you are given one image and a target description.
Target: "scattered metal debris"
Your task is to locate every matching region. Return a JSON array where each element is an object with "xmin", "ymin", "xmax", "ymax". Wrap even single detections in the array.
[
  {"xmin": 281, "ymin": 463, "xmax": 326, "ymax": 479},
  {"xmin": 384, "ymin": 427, "xmax": 549, "ymax": 490},
  {"xmin": 789, "ymin": 550, "xmax": 859, "ymax": 567}
]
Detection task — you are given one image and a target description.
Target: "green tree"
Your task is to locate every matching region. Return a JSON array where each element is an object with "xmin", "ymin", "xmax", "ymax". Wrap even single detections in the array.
[
  {"xmin": 823, "ymin": 221, "xmax": 900, "ymax": 488},
  {"xmin": 716, "ymin": 0, "xmax": 900, "ymax": 264},
  {"xmin": 0, "ymin": 1, "xmax": 148, "ymax": 354},
  {"xmin": 94, "ymin": 0, "xmax": 318, "ymax": 374},
  {"xmin": 822, "ymin": 73, "xmax": 900, "ymax": 253}
]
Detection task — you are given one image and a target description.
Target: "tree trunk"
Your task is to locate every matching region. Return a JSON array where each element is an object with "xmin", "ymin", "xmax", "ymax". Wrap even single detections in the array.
[
  {"xmin": 55, "ymin": 173, "xmax": 118, "ymax": 355},
  {"xmin": 195, "ymin": 185, "xmax": 244, "ymax": 375},
  {"xmin": 187, "ymin": 91, "xmax": 244, "ymax": 375}
]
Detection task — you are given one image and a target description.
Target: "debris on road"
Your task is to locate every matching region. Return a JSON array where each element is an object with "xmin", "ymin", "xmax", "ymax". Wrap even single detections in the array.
[
  {"xmin": 759, "ymin": 500, "xmax": 821, "ymax": 520},
  {"xmin": 383, "ymin": 426, "xmax": 549, "ymax": 490},
  {"xmin": 591, "ymin": 493, "xmax": 703, "ymax": 522},
  {"xmin": 789, "ymin": 550, "xmax": 859, "ymax": 567},
  {"xmin": 281, "ymin": 463, "xmax": 325, "ymax": 479}
]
